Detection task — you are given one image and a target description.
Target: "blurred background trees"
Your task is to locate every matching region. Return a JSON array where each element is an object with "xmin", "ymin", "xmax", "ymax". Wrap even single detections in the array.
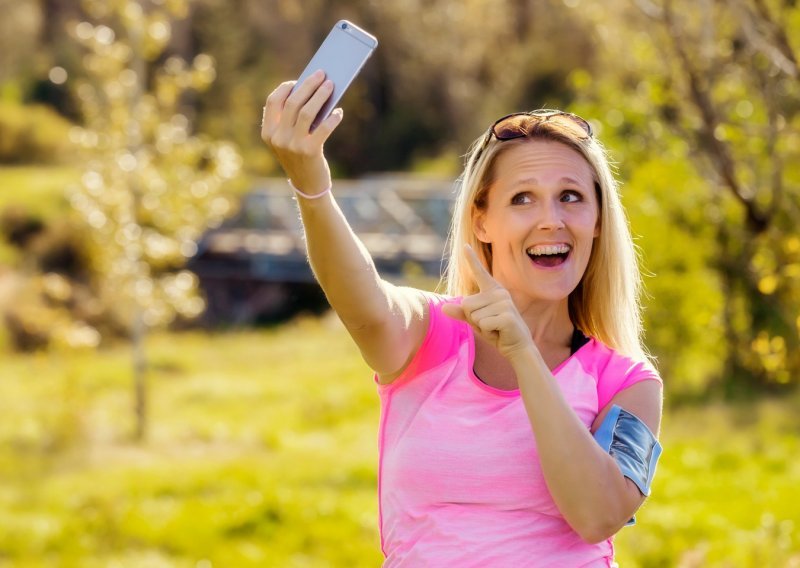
[{"xmin": 0, "ymin": 0, "xmax": 798, "ymax": 400}]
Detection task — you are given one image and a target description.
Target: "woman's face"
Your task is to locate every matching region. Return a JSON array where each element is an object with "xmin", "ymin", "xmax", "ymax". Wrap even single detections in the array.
[{"xmin": 473, "ymin": 139, "xmax": 600, "ymax": 304}]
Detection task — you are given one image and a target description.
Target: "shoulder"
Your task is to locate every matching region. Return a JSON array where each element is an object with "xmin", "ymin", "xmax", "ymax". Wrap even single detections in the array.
[
  {"xmin": 575, "ymin": 338, "xmax": 662, "ymax": 411},
  {"xmin": 576, "ymin": 338, "xmax": 660, "ymax": 382},
  {"xmin": 376, "ymin": 291, "xmax": 467, "ymax": 388},
  {"xmin": 577, "ymin": 339, "xmax": 663, "ymax": 437},
  {"xmin": 415, "ymin": 291, "xmax": 464, "ymax": 345},
  {"xmin": 388, "ymin": 286, "xmax": 458, "ymax": 320},
  {"xmin": 401, "ymin": 289, "xmax": 462, "ymax": 326}
]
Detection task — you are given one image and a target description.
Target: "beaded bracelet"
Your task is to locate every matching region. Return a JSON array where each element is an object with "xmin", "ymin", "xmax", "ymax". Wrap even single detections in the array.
[{"xmin": 287, "ymin": 178, "xmax": 332, "ymax": 200}]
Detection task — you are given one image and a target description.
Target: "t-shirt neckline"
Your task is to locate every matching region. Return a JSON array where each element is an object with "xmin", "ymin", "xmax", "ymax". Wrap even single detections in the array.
[{"xmin": 467, "ymin": 328, "xmax": 591, "ymax": 396}]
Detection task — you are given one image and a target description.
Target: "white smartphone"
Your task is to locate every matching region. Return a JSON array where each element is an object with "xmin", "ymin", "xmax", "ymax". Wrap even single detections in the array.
[{"xmin": 292, "ymin": 20, "xmax": 378, "ymax": 131}]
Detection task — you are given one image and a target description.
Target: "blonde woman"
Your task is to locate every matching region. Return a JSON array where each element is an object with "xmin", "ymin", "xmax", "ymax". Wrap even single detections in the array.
[{"xmin": 262, "ymin": 71, "xmax": 663, "ymax": 567}]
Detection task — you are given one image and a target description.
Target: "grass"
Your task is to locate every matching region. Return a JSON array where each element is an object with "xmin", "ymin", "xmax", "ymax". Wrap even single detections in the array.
[
  {"xmin": 0, "ymin": 315, "xmax": 798, "ymax": 567},
  {"xmin": 615, "ymin": 399, "xmax": 800, "ymax": 567}
]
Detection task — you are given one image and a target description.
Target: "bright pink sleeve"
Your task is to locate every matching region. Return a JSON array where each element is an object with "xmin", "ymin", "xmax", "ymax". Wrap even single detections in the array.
[{"xmin": 596, "ymin": 352, "xmax": 662, "ymax": 412}]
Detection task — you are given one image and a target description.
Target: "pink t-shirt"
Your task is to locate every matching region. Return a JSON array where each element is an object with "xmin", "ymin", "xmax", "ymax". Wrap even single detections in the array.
[{"xmin": 374, "ymin": 295, "xmax": 661, "ymax": 567}]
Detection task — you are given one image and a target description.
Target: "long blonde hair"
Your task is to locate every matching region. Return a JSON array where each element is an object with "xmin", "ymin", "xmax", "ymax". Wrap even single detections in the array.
[{"xmin": 442, "ymin": 117, "xmax": 649, "ymax": 362}]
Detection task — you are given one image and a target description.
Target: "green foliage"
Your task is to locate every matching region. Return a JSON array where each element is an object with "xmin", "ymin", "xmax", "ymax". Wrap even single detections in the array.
[
  {"xmin": 0, "ymin": 167, "xmax": 78, "ymax": 219},
  {"xmin": 3, "ymin": 272, "xmax": 103, "ymax": 352},
  {"xmin": 0, "ymin": 319, "xmax": 798, "ymax": 566},
  {"xmin": 0, "ymin": 101, "xmax": 73, "ymax": 164},
  {"xmin": 0, "ymin": 167, "xmax": 133, "ymax": 353}
]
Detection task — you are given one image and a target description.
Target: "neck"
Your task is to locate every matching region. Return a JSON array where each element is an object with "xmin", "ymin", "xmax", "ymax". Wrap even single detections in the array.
[{"xmin": 511, "ymin": 293, "xmax": 574, "ymax": 348}]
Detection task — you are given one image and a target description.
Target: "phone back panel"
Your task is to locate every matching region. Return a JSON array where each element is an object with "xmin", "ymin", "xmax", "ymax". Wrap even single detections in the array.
[{"xmin": 293, "ymin": 21, "xmax": 378, "ymax": 129}]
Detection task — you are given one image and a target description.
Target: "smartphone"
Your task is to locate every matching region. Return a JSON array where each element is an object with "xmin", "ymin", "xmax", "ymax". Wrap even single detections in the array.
[{"xmin": 292, "ymin": 20, "xmax": 378, "ymax": 131}]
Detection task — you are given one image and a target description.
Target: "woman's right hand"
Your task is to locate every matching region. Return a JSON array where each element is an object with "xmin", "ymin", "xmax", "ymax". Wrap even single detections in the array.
[{"xmin": 260, "ymin": 70, "xmax": 344, "ymax": 197}]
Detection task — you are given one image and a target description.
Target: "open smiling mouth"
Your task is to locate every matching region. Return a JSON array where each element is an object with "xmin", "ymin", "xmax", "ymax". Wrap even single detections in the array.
[{"xmin": 526, "ymin": 244, "xmax": 571, "ymax": 268}]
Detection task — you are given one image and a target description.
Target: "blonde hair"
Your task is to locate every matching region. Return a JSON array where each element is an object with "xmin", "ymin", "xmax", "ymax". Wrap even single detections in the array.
[{"xmin": 442, "ymin": 117, "xmax": 649, "ymax": 362}]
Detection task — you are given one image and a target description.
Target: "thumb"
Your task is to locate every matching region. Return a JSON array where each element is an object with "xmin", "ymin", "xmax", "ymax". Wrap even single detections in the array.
[{"xmin": 441, "ymin": 303, "xmax": 468, "ymax": 322}]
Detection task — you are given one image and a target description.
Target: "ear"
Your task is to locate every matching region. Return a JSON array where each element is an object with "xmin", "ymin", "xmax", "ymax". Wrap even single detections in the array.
[
  {"xmin": 594, "ymin": 217, "xmax": 601, "ymax": 238},
  {"xmin": 472, "ymin": 207, "xmax": 490, "ymax": 243}
]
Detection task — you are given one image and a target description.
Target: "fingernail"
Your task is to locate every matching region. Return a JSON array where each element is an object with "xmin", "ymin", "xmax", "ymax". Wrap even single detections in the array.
[
  {"xmin": 323, "ymin": 80, "xmax": 333, "ymax": 90},
  {"xmin": 313, "ymin": 69, "xmax": 324, "ymax": 78}
]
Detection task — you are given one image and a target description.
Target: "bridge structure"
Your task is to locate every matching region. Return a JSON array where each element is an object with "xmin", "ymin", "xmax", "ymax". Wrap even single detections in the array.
[{"xmin": 189, "ymin": 176, "xmax": 456, "ymax": 324}]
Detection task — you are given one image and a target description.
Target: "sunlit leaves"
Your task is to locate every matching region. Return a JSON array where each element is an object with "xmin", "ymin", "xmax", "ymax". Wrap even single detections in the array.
[
  {"xmin": 570, "ymin": 0, "xmax": 800, "ymax": 390},
  {"xmin": 751, "ymin": 332, "xmax": 790, "ymax": 384}
]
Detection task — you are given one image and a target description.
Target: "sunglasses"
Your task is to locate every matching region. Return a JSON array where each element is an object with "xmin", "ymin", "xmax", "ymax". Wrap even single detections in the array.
[{"xmin": 472, "ymin": 110, "xmax": 593, "ymax": 166}]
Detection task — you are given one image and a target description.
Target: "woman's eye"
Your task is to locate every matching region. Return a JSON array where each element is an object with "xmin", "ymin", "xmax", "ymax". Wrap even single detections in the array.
[
  {"xmin": 561, "ymin": 190, "xmax": 582, "ymax": 203},
  {"xmin": 511, "ymin": 192, "xmax": 532, "ymax": 205}
]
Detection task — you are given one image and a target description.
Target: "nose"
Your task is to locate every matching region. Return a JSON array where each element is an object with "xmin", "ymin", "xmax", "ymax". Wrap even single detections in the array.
[{"xmin": 536, "ymin": 200, "xmax": 565, "ymax": 231}]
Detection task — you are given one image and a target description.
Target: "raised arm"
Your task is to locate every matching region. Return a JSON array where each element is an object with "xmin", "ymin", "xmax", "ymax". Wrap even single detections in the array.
[{"xmin": 260, "ymin": 73, "xmax": 428, "ymax": 381}]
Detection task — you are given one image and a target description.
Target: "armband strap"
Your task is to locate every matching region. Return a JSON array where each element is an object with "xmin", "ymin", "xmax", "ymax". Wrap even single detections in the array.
[{"xmin": 593, "ymin": 405, "xmax": 662, "ymax": 497}]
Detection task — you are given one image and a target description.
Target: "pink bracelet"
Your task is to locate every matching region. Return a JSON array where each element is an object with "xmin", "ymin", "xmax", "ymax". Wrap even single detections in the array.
[{"xmin": 287, "ymin": 179, "xmax": 332, "ymax": 200}]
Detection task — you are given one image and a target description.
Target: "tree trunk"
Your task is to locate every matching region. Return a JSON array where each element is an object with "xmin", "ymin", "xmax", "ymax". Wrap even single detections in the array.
[
  {"xmin": 129, "ymin": 2, "xmax": 148, "ymax": 441},
  {"xmin": 133, "ymin": 308, "xmax": 147, "ymax": 441},
  {"xmin": 716, "ymin": 220, "xmax": 752, "ymax": 396}
]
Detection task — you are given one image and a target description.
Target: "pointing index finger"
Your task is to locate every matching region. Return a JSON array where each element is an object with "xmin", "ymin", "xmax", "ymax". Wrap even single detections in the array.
[{"xmin": 464, "ymin": 244, "xmax": 500, "ymax": 291}]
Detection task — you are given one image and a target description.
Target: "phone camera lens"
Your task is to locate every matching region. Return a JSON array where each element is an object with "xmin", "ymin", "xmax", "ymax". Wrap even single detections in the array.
[{"xmin": 341, "ymin": 23, "xmax": 348, "ymax": 30}]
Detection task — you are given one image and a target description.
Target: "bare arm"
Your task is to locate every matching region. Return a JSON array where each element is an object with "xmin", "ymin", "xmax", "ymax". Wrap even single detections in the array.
[
  {"xmin": 295, "ymin": 192, "xmax": 429, "ymax": 380},
  {"xmin": 261, "ymin": 73, "xmax": 427, "ymax": 380},
  {"xmin": 511, "ymin": 353, "xmax": 662, "ymax": 542}
]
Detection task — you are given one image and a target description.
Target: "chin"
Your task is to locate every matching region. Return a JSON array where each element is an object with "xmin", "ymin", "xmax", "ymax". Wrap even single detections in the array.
[{"xmin": 516, "ymin": 283, "xmax": 574, "ymax": 304}]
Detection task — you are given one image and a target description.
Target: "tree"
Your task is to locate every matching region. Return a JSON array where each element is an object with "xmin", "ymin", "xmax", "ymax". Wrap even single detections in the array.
[
  {"xmin": 570, "ymin": 0, "xmax": 800, "ymax": 393},
  {"xmin": 68, "ymin": 0, "xmax": 241, "ymax": 440}
]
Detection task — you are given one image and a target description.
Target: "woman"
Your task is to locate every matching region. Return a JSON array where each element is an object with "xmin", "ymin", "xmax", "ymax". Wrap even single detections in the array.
[{"xmin": 262, "ymin": 70, "xmax": 663, "ymax": 567}]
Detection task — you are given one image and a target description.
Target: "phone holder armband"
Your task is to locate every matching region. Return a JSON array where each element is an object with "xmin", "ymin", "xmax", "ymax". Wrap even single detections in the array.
[{"xmin": 593, "ymin": 405, "xmax": 662, "ymax": 498}]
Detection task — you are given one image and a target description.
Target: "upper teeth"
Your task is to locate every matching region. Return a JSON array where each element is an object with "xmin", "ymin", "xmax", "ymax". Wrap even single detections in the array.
[{"xmin": 527, "ymin": 244, "xmax": 571, "ymax": 256}]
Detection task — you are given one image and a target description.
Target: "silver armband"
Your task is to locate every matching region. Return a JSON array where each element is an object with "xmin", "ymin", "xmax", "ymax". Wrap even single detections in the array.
[
  {"xmin": 593, "ymin": 405, "xmax": 662, "ymax": 497},
  {"xmin": 593, "ymin": 405, "xmax": 661, "ymax": 526}
]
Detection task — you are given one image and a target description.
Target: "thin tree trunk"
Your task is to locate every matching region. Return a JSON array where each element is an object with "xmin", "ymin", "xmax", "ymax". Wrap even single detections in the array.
[
  {"xmin": 716, "ymin": 214, "xmax": 747, "ymax": 395},
  {"xmin": 129, "ymin": 3, "xmax": 148, "ymax": 441},
  {"xmin": 133, "ymin": 308, "xmax": 147, "ymax": 441}
]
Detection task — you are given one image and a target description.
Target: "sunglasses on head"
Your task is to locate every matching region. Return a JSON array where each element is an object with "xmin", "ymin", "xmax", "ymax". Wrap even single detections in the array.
[{"xmin": 472, "ymin": 110, "xmax": 593, "ymax": 166}]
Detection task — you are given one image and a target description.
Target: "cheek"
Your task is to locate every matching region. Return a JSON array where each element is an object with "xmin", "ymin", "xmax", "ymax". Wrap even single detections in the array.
[
  {"xmin": 486, "ymin": 209, "xmax": 530, "ymax": 236},
  {"xmin": 567, "ymin": 208, "xmax": 600, "ymax": 235}
]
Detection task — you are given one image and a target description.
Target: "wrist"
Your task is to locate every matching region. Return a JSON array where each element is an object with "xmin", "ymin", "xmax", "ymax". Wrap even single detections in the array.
[{"xmin": 288, "ymin": 178, "xmax": 332, "ymax": 200}]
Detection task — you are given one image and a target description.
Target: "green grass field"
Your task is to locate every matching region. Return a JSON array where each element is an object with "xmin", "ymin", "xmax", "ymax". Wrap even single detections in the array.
[{"xmin": 1, "ymin": 314, "xmax": 798, "ymax": 567}]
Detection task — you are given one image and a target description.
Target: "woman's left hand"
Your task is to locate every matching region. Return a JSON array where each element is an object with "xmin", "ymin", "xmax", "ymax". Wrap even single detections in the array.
[{"xmin": 442, "ymin": 245, "xmax": 535, "ymax": 360}]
